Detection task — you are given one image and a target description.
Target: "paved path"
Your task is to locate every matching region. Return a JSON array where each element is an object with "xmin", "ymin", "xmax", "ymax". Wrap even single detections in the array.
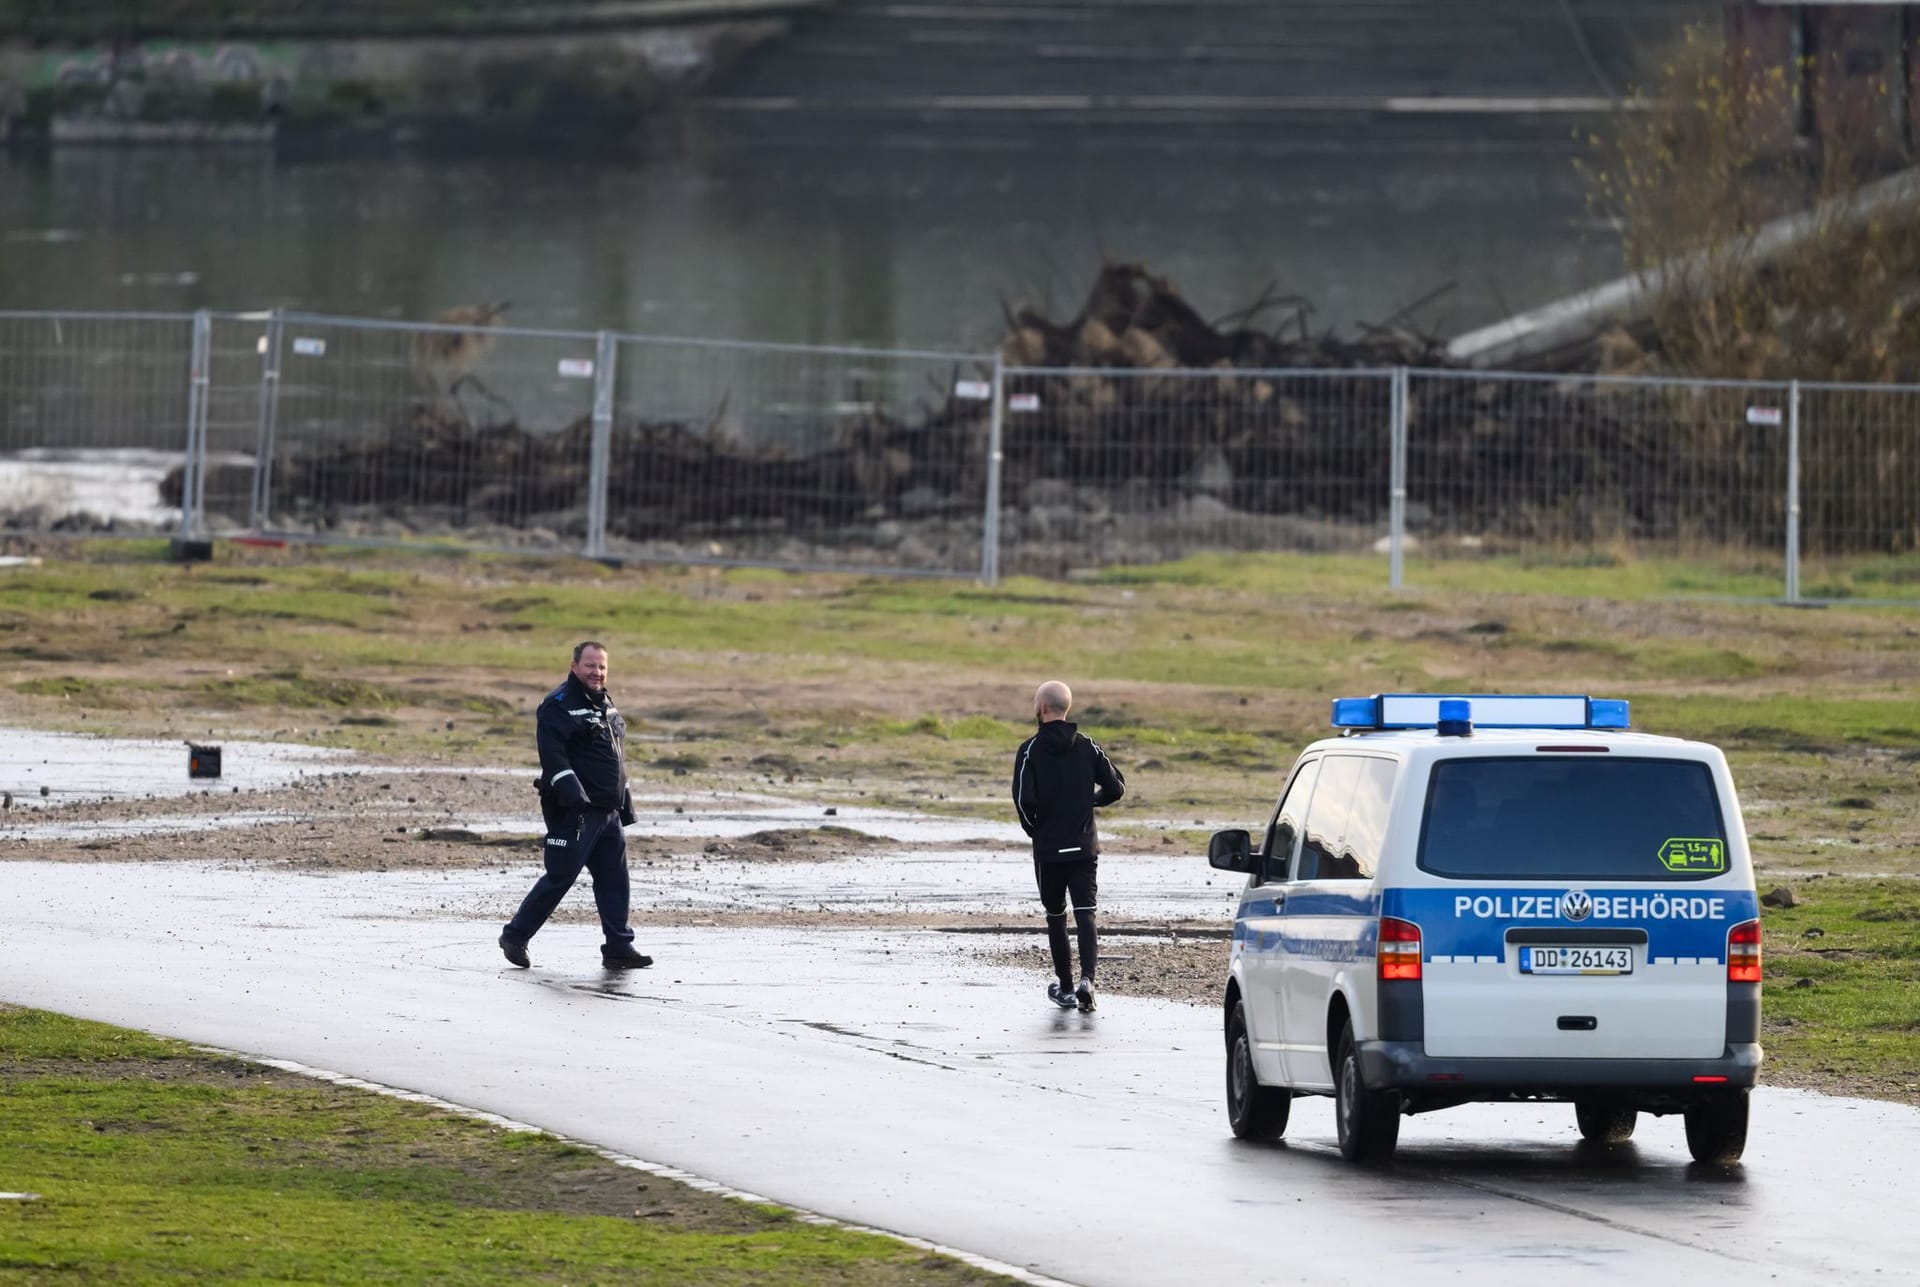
[{"xmin": 8, "ymin": 860, "xmax": 1913, "ymax": 1286}]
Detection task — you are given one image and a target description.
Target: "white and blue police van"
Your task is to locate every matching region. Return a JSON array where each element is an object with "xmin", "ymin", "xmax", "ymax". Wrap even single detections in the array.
[{"xmin": 1208, "ymin": 693, "xmax": 1762, "ymax": 1164}]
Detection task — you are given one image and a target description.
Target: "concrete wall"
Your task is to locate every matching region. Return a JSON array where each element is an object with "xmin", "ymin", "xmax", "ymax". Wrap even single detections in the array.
[
  {"xmin": 0, "ymin": 2, "xmax": 826, "ymax": 143},
  {"xmin": 1726, "ymin": 1, "xmax": 1918, "ymax": 158}
]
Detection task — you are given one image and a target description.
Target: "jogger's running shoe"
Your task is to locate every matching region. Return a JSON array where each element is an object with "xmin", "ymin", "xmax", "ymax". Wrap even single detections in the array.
[
  {"xmin": 1076, "ymin": 978, "xmax": 1097, "ymax": 1012},
  {"xmin": 1047, "ymin": 981, "xmax": 1078, "ymax": 1009}
]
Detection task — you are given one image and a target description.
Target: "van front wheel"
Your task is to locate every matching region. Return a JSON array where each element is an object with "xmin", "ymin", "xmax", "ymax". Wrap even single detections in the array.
[
  {"xmin": 1334, "ymin": 1022, "xmax": 1400, "ymax": 1162},
  {"xmin": 1575, "ymin": 1100, "xmax": 1638, "ymax": 1144},
  {"xmin": 1226, "ymin": 1001, "xmax": 1290, "ymax": 1141}
]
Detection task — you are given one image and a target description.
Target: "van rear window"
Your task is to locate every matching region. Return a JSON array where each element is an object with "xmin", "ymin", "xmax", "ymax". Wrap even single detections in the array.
[{"xmin": 1417, "ymin": 757, "xmax": 1728, "ymax": 881}]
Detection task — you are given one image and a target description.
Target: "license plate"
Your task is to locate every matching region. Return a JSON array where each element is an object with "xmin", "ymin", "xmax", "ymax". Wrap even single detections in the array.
[{"xmin": 1519, "ymin": 945, "xmax": 1633, "ymax": 975}]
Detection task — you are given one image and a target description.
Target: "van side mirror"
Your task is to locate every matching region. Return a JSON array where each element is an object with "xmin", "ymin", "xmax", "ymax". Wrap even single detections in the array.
[{"xmin": 1208, "ymin": 828, "xmax": 1254, "ymax": 873}]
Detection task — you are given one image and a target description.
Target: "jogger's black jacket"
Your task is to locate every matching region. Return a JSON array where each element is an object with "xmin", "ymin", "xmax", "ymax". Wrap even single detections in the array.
[
  {"xmin": 1012, "ymin": 720, "xmax": 1125, "ymax": 862},
  {"xmin": 536, "ymin": 673, "xmax": 632, "ymax": 821}
]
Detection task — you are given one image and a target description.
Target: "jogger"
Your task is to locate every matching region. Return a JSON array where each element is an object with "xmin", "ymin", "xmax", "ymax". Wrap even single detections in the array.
[
  {"xmin": 1035, "ymin": 856, "xmax": 1099, "ymax": 1008},
  {"xmin": 1012, "ymin": 679, "xmax": 1125, "ymax": 1011}
]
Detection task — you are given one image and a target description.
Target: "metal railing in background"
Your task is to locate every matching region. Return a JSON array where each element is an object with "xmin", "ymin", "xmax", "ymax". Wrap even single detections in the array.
[
  {"xmin": 1403, "ymin": 369, "xmax": 1795, "ymax": 570},
  {"xmin": 1794, "ymin": 381, "xmax": 1920, "ymax": 599},
  {"xmin": 200, "ymin": 312, "xmax": 270, "ymax": 537},
  {"xmin": 992, "ymin": 365, "xmax": 1397, "ymax": 579},
  {"xmin": 254, "ymin": 312, "xmax": 603, "ymax": 556},
  {"xmin": 604, "ymin": 334, "xmax": 997, "ymax": 575},
  {"xmin": 2, "ymin": 306, "xmax": 1917, "ymax": 603},
  {"xmin": 0, "ymin": 310, "xmax": 198, "ymax": 535}
]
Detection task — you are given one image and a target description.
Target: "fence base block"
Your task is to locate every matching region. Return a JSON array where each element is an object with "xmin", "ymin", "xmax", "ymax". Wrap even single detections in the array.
[{"xmin": 167, "ymin": 537, "xmax": 214, "ymax": 564}]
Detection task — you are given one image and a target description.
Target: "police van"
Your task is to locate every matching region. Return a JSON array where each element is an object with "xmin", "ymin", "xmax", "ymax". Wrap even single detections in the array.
[{"xmin": 1208, "ymin": 693, "xmax": 1761, "ymax": 1164}]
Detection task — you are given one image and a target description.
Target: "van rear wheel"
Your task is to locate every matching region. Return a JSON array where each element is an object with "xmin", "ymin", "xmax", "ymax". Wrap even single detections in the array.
[
  {"xmin": 1684, "ymin": 1091, "xmax": 1750, "ymax": 1165},
  {"xmin": 1574, "ymin": 1100, "xmax": 1638, "ymax": 1144},
  {"xmin": 1334, "ymin": 1022, "xmax": 1400, "ymax": 1162},
  {"xmin": 1226, "ymin": 1001, "xmax": 1290, "ymax": 1141}
]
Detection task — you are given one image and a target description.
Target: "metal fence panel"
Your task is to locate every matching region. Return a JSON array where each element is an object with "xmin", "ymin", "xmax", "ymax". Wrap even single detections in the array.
[
  {"xmin": 192, "ymin": 312, "xmax": 272, "ymax": 536},
  {"xmin": 601, "ymin": 335, "xmax": 997, "ymax": 575},
  {"xmin": 0, "ymin": 311, "xmax": 196, "ymax": 536},
  {"xmin": 995, "ymin": 366, "xmax": 1397, "ymax": 577},
  {"xmin": 259, "ymin": 314, "xmax": 602, "ymax": 553},
  {"xmin": 6, "ymin": 304, "xmax": 1920, "ymax": 598},
  {"xmin": 1794, "ymin": 383, "xmax": 1920, "ymax": 602},
  {"xmin": 1406, "ymin": 370, "xmax": 1793, "ymax": 572}
]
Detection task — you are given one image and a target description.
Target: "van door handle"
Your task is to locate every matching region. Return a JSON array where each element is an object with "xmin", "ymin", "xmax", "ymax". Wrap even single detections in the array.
[{"xmin": 1558, "ymin": 1016, "xmax": 1597, "ymax": 1031}]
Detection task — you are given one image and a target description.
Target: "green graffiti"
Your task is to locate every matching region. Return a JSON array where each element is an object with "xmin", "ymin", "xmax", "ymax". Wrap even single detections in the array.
[{"xmin": 30, "ymin": 42, "xmax": 296, "ymax": 92}]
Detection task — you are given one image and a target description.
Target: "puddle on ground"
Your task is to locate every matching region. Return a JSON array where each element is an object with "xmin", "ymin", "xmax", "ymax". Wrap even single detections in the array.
[
  {"xmin": 0, "ymin": 732, "xmax": 1225, "ymax": 911},
  {"xmin": 611, "ymin": 847, "xmax": 1233, "ymax": 921},
  {"xmin": 0, "ymin": 727, "xmax": 352, "ymax": 805}
]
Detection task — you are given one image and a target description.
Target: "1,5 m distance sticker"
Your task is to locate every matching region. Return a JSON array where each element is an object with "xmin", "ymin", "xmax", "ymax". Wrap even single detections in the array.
[{"xmin": 1659, "ymin": 837, "xmax": 1726, "ymax": 873}]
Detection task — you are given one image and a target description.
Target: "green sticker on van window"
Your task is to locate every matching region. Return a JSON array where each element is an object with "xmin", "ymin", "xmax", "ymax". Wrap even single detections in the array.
[{"xmin": 1658, "ymin": 837, "xmax": 1726, "ymax": 873}]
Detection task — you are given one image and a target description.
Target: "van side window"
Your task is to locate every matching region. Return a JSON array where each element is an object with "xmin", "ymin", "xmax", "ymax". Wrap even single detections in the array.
[
  {"xmin": 1260, "ymin": 758, "xmax": 1319, "ymax": 885},
  {"xmin": 1331, "ymin": 757, "xmax": 1397, "ymax": 879},
  {"xmin": 1296, "ymin": 755, "xmax": 1361, "ymax": 881}
]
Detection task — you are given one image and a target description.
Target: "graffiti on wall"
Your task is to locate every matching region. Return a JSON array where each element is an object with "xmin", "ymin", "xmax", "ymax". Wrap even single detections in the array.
[{"xmin": 36, "ymin": 43, "xmax": 296, "ymax": 90}]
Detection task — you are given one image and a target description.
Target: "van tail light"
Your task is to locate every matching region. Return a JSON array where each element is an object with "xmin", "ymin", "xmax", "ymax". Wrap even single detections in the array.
[
  {"xmin": 1379, "ymin": 917, "xmax": 1422, "ymax": 982},
  {"xmin": 1727, "ymin": 919, "xmax": 1762, "ymax": 984}
]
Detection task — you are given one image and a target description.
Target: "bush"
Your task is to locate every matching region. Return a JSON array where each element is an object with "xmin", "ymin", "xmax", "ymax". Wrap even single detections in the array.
[{"xmin": 1583, "ymin": 24, "xmax": 1920, "ymax": 383}]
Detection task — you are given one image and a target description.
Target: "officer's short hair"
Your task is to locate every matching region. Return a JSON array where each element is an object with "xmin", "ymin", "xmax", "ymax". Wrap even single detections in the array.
[{"xmin": 573, "ymin": 640, "xmax": 607, "ymax": 662}]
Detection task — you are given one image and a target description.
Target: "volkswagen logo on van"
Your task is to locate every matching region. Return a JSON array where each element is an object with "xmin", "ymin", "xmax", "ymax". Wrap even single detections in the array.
[{"xmin": 1559, "ymin": 889, "xmax": 1595, "ymax": 922}]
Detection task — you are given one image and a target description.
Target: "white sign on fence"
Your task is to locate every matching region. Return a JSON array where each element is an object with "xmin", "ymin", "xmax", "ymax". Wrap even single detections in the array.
[
  {"xmin": 557, "ymin": 358, "xmax": 595, "ymax": 379},
  {"xmin": 953, "ymin": 379, "xmax": 992, "ymax": 400},
  {"xmin": 1746, "ymin": 406, "xmax": 1783, "ymax": 427},
  {"xmin": 1009, "ymin": 393, "xmax": 1041, "ymax": 412},
  {"xmin": 291, "ymin": 337, "xmax": 326, "ymax": 358}
]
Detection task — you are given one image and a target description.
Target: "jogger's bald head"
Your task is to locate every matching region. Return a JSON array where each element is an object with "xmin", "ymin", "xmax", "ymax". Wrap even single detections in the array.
[{"xmin": 1034, "ymin": 680, "xmax": 1073, "ymax": 721}]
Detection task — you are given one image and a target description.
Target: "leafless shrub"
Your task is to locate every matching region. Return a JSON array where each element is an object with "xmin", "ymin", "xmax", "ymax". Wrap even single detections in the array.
[{"xmin": 1582, "ymin": 24, "xmax": 1920, "ymax": 382}]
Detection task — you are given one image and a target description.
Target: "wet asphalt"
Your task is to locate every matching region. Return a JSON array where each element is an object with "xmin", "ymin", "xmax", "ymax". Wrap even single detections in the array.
[{"xmin": 7, "ymin": 858, "xmax": 1916, "ymax": 1286}]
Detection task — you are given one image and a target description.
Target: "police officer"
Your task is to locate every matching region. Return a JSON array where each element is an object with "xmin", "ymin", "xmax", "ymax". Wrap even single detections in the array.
[
  {"xmin": 1013, "ymin": 679, "xmax": 1124, "ymax": 1011},
  {"xmin": 499, "ymin": 641, "xmax": 652, "ymax": 970}
]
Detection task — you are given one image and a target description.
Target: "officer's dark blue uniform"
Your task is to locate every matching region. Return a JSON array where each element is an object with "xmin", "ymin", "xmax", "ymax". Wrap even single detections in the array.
[{"xmin": 500, "ymin": 656, "xmax": 648, "ymax": 968}]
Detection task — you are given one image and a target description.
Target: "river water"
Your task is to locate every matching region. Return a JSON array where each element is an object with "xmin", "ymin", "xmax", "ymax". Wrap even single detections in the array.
[{"xmin": 0, "ymin": 136, "xmax": 1619, "ymax": 351}]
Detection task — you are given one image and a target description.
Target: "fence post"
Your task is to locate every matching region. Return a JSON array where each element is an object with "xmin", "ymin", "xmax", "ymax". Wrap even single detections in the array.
[
  {"xmin": 981, "ymin": 352, "xmax": 1006, "ymax": 585},
  {"xmin": 177, "ymin": 309, "xmax": 213, "ymax": 545},
  {"xmin": 1389, "ymin": 367, "xmax": 1408, "ymax": 591},
  {"xmin": 1785, "ymin": 379, "xmax": 1802, "ymax": 604},
  {"xmin": 585, "ymin": 330, "xmax": 616, "ymax": 560},
  {"xmin": 249, "ymin": 307, "xmax": 284, "ymax": 531}
]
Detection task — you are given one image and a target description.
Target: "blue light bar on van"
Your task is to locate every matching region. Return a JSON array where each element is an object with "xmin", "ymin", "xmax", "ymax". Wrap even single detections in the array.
[
  {"xmin": 1329, "ymin": 693, "xmax": 1631, "ymax": 731},
  {"xmin": 1588, "ymin": 699, "xmax": 1631, "ymax": 729}
]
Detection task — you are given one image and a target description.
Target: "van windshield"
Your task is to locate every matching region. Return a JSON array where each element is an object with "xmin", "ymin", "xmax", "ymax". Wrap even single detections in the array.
[{"xmin": 1417, "ymin": 757, "xmax": 1729, "ymax": 881}]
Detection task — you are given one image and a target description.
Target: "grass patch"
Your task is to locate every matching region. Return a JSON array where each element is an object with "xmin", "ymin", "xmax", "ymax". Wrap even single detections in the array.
[
  {"xmin": 0, "ymin": 1006, "xmax": 1008, "ymax": 1285},
  {"xmin": 872, "ymin": 714, "xmax": 1022, "ymax": 741},
  {"xmin": 1635, "ymin": 694, "xmax": 1920, "ymax": 752},
  {"xmin": 1760, "ymin": 880, "xmax": 1920, "ymax": 1098},
  {"xmin": 197, "ymin": 669, "xmax": 405, "ymax": 710},
  {"xmin": 13, "ymin": 677, "xmax": 133, "ymax": 706},
  {"xmin": 9, "ymin": 540, "xmax": 1909, "ymax": 822},
  {"xmin": 1086, "ymin": 549, "xmax": 1805, "ymax": 600}
]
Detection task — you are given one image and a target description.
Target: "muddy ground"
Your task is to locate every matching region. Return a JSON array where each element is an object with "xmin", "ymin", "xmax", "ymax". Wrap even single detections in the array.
[{"xmin": 3, "ymin": 546, "xmax": 1915, "ymax": 1113}]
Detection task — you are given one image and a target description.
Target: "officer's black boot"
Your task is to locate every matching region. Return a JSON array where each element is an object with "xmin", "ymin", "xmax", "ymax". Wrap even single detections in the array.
[{"xmin": 601, "ymin": 943, "xmax": 653, "ymax": 969}]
